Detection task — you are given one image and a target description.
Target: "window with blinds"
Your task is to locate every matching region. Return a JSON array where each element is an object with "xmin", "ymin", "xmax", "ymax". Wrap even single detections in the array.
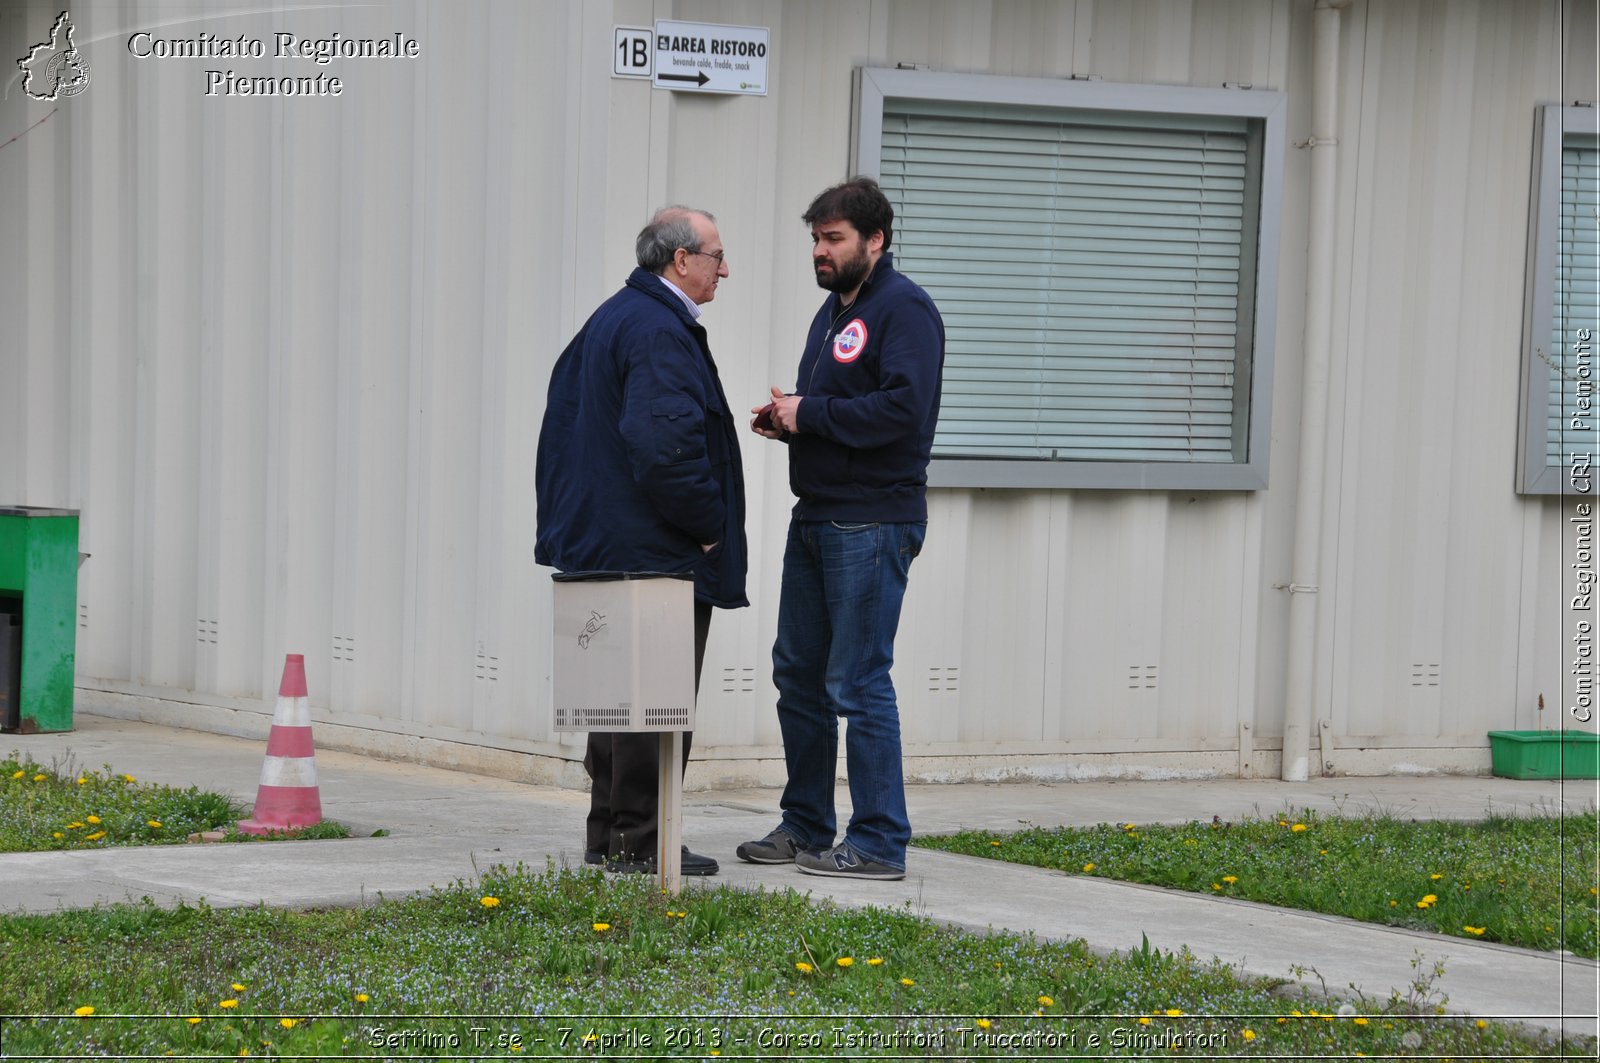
[
  {"xmin": 880, "ymin": 102, "xmax": 1254, "ymax": 465},
  {"xmin": 853, "ymin": 68, "xmax": 1285, "ymax": 490},
  {"xmin": 1547, "ymin": 136, "xmax": 1599, "ymax": 467},
  {"xmin": 1518, "ymin": 105, "xmax": 1600, "ymax": 496}
]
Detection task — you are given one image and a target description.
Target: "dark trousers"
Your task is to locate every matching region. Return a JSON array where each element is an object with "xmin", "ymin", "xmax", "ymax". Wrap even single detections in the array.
[{"xmin": 584, "ymin": 600, "xmax": 712, "ymax": 859}]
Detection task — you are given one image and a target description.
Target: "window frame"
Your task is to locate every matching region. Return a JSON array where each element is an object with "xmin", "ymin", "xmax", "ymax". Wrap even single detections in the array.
[
  {"xmin": 852, "ymin": 67, "xmax": 1287, "ymax": 491},
  {"xmin": 1517, "ymin": 103, "xmax": 1600, "ymax": 496}
]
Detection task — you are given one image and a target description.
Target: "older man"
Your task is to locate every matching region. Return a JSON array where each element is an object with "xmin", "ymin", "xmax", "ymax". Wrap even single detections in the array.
[{"xmin": 536, "ymin": 206, "xmax": 747, "ymax": 876}]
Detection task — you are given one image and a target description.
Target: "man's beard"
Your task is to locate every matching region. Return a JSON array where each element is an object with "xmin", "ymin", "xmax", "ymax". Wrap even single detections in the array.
[{"xmin": 814, "ymin": 244, "xmax": 872, "ymax": 293}]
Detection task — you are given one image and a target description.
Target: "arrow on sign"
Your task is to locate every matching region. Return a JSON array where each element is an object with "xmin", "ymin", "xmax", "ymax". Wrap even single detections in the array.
[{"xmin": 659, "ymin": 70, "xmax": 710, "ymax": 87}]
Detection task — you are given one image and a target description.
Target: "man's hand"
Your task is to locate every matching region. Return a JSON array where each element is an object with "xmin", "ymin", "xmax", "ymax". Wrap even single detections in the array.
[{"xmin": 751, "ymin": 385, "xmax": 802, "ymax": 437}]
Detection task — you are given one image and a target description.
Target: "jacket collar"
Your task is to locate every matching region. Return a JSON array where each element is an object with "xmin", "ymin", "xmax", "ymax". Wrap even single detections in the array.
[
  {"xmin": 626, "ymin": 268, "xmax": 705, "ymax": 331},
  {"xmin": 830, "ymin": 251, "xmax": 896, "ymax": 314}
]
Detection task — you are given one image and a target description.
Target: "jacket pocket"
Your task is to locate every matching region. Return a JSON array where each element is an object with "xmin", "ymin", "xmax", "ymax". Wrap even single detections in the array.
[{"xmin": 651, "ymin": 395, "xmax": 705, "ymax": 465}]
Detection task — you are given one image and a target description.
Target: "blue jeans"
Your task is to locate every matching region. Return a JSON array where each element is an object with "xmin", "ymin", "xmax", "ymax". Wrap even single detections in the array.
[{"xmin": 772, "ymin": 518, "xmax": 925, "ymax": 868}]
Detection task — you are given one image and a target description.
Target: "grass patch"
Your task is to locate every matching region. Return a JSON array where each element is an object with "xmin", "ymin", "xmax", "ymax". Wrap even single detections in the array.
[
  {"xmin": 0, "ymin": 863, "xmax": 1584, "ymax": 1059},
  {"xmin": 1, "ymin": 753, "xmax": 349, "ymax": 849},
  {"xmin": 916, "ymin": 809, "xmax": 1600, "ymax": 959}
]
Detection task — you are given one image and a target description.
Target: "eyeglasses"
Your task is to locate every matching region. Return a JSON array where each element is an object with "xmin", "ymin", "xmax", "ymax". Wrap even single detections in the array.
[{"xmin": 682, "ymin": 248, "xmax": 727, "ymax": 266}]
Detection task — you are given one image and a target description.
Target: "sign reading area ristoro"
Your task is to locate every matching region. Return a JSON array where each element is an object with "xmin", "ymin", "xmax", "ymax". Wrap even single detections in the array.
[{"xmin": 652, "ymin": 20, "xmax": 768, "ymax": 96}]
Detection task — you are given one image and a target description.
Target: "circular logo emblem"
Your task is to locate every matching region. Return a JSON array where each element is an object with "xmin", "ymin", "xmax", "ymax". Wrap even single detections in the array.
[
  {"xmin": 833, "ymin": 319, "xmax": 868, "ymax": 363},
  {"xmin": 47, "ymin": 51, "xmax": 91, "ymax": 98}
]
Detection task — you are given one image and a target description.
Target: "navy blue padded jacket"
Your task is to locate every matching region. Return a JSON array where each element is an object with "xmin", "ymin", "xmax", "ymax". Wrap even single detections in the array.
[{"xmin": 535, "ymin": 269, "xmax": 748, "ymax": 608}]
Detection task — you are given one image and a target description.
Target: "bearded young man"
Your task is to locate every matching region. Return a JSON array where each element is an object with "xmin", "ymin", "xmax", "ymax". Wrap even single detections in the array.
[{"xmin": 740, "ymin": 177, "xmax": 945, "ymax": 880}]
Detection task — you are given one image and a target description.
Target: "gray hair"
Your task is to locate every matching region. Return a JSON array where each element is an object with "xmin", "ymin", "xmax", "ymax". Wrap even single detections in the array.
[{"xmin": 636, "ymin": 206, "xmax": 714, "ymax": 273}]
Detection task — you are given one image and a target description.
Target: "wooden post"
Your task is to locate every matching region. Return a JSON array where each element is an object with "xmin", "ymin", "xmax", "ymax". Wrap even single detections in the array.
[{"xmin": 657, "ymin": 730, "xmax": 683, "ymax": 894}]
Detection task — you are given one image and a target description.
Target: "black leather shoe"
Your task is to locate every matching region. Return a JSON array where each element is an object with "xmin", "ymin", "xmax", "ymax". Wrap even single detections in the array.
[
  {"xmin": 604, "ymin": 846, "xmax": 719, "ymax": 877},
  {"xmin": 583, "ymin": 849, "xmax": 605, "ymax": 866}
]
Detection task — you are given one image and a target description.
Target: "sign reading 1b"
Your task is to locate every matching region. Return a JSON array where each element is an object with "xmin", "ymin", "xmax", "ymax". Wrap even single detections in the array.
[
  {"xmin": 652, "ymin": 20, "xmax": 769, "ymax": 96},
  {"xmin": 614, "ymin": 27, "xmax": 654, "ymax": 79}
]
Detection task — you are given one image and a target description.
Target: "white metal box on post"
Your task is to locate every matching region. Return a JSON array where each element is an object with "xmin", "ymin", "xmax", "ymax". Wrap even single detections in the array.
[
  {"xmin": 551, "ymin": 573, "xmax": 695, "ymax": 731},
  {"xmin": 551, "ymin": 572, "xmax": 695, "ymax": 890}
]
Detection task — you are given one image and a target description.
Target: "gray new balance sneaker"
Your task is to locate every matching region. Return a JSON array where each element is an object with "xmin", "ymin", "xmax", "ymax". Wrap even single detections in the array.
[
  {"xmin": 794, "ymin": 842, "xmax": 905, "ymax": 881},
  {"xmin": 736, "ymin": 826, "xmax": 806, "ymax": 864}
]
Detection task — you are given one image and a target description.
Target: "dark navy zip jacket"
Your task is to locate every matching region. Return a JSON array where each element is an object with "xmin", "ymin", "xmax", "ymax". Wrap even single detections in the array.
[
  {"xmin": 789, "ymin": 252, "xmax": 945, "ymax": 522},
  {"xmin": 535, "ymin": 269, "xmax": 748, "ymax": 609}
]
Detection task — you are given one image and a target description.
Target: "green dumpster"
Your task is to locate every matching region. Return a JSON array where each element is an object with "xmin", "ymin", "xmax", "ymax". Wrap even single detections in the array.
[{"xmin": 0, "ymin": 507, "xmax": 81, "ymax": 733}]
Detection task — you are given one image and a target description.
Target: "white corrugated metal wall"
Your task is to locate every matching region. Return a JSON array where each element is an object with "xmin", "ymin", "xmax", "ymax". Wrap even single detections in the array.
[{"xmin": 0, "ymin": 0, "xmax": 1591, "ymax": 787}]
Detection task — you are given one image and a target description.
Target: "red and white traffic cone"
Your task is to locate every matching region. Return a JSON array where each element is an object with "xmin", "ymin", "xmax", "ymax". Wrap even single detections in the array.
[{"xmin": 237, "ymin": 653, "xmax": 323, "ymax": 835}]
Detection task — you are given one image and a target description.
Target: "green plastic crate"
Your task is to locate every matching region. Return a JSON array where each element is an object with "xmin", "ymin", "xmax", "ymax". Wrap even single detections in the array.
[{"xmin": 1486, "ymin": 730, "xmax": 1600, "ymax": 780}]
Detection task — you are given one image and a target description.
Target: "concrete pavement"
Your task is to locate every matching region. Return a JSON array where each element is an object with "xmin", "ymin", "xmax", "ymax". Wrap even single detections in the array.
[{"xmin": 2, "ymin": 713, "xmax": 1596, "ymax": 1040}]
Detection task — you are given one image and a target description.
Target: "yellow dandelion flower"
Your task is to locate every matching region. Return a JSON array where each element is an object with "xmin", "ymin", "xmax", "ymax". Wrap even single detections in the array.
[
  {"xmin": 1241, "ymin": 1029, "xmax": 1256, "ymax": 1041},
  {"xmin": 86, "ymin": 815, "xmax": 101, "ymax": 825},
  {"xmin": 1291, "ymin": 823, "xmax": 1308, "ymax": 833},
  {"xmin": 1165, "ymin": 1008, "xmax": 1184, "ymax": 1017},
  {"xmin": 147, "ymin": 820, "xmax": 162, "ymax": 829},
  {"xmin": 1211, "ymin": 883, "xmax": 1222, "ymax": 891},
  {"xmin": 868, "ymin": 957, "xmax": 883, "ymax": 966},
  {"xmin": 795, "ymin": 961, "xmax": 813, "ymax": 973},
  {"xmin": 10, "ymin": 770, "xmax": 22, "ymax": 779},
  {"xmin": 1082, "ymin": 862, "xmax": 1095, "ymax": 872},
  {"xmin": 990, "ymin": 840, "xmax": 1001, "ymax": 847},
  {"xmin": 231, "ymin": 983, "xmax": 247, "ymax": 992},
  {"xmin": 1430, "ymin": 873, "xmax": 1443, "ymax": 881},
  {"xmin": 122, "ymin": 774, "xmax": 136, "ymax": 783},
  {"xmin": 1222, "ymin": 875, "xmax": 1238, "ymax": 884},
  {"xmin": 900, "ymin": 977, "xmax": 915, "ymax": 986},
  {"xmin": 975, "ymin": 1018, "xmax": 992, "ymax": 1030},
  {"xmin": 85, "ymin": 831, "xmax": 106, "ymax": 841},
  {"xmin": 1123, "ymin": 822, "xmax": 1136, "ymax": 830},
  {"xmin": 1276, "ymin": 1017, "xmax": 1288, "ymax": 1024},
  {"xmin": 74, "ymin": 1006, "xmax": 95, "ymax": 1017},
  {"xmin": 279, "ymin": 1018, "xmax": 297, "ymax": 1029},
  {"xmin": 1390, "ymin": 900, "xmax": 1398, "ymax": 907},
  {"xmin": 32, "ymin": 773, "xmax": 47, "ymax": 782},
  {"xmin": 1038, "ymin": 995, "xmax": 1054, "ymax": 1007},
  {"xmin": 1138, "ymin": 1016, "xmax": 1152, "ymax": 1026},
  {"xmin": 219, "ymin": 999, "xmax": 238, "ymax": 1009},
  {"xmin": 1476, "ymin": 1019, "xmax": 1488, "ymax": 1030},
  {"xmin": 1464, "ymin": 925, "xmax": 1486, "ymax": 936},
  {"xmin": 187, "ymin": 1017, "xmax": 203, "ymax": 1025},
  {"xmin": 76, "ymin": 777, "xmax": 87, "ymax": 785},
  {"xmin": 836, "ymin": 957, "xmax": 854, "ymax": 968},
  {"xmin": 480, "ymin": 896, "xmax": 500, "ymax": 908},
  {"xmin": 66, "ymin": 822, "xmax": 83, "ymax": 830},
  {"xmin": 52, "ymin": 832, "xmax": 62, "ymax": 839},
  {"xmin": 591, "ymin": 922, "xmax": 610, "ymax": 932},
  {"xmin": 354, "ymin": 993, "xmax": 369, "ymax": 1003}
]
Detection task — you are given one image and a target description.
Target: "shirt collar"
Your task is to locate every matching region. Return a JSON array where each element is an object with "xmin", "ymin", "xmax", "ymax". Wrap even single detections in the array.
[{"xmin": 656, "ymin": 275, "xmax": 702, "ymax": 320}]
